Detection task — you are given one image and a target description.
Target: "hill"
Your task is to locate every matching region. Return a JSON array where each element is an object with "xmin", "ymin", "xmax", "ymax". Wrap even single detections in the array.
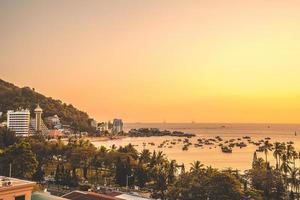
[{"xmin": 0, "ymin": 79, "xmax": 94, "ymax": 132}]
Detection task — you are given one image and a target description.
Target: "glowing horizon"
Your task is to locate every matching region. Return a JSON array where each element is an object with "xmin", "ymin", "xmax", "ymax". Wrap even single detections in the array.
[{"xmin": 1, "ymin": 0, "xmax": 300, "ymax": 123}]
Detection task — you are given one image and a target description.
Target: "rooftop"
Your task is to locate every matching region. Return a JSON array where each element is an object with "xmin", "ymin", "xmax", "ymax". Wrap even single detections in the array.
[
  {"xmin": 34, "ymin": 104, "xmax": 43, "ymax": 112},
  {"xmin": 62, "ymin": 191, "xmax": 123, "ymax": 200},
  {"xmin": 0, "ymin": 176, "xmax": 35, "ymax": 192},
  {"xmin": 115, "ymin": 194, "xmax": 153, "ymax": 200},
  {"xmin": 32, "ymin": 192, "xmax": 68, "ymax": 200}
]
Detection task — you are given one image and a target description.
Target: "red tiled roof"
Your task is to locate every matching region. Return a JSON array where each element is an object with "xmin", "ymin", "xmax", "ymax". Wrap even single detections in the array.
[
  {"xmin": 62, "ymin": 191, "xmax": 123, "ymax": 200},
  {"xmin": 48, "ymin": 130, "xmax": 64, "ymax": 137}
]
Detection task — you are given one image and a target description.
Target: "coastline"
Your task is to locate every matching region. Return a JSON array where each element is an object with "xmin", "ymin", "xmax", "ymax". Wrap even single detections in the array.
[{"xmin": 84, "ymin": 135, "xmax": 128, "ymax": 142}]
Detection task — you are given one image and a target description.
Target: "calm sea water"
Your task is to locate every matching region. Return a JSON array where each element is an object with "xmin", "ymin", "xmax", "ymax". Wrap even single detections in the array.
[{"xmin": 92, "ymin": 123, "xmax": 300, "ymax": 171}]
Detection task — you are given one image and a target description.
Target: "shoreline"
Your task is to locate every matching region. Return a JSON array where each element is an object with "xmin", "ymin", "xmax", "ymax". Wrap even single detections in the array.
[{"xmin": 84, "ymin": 135, "xmax": 128, "ymax": 142}]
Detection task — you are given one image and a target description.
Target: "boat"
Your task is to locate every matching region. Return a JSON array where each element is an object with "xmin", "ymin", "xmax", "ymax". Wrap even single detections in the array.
[
  {"xmin": 182, "ymin": 145, "xmax": 189, "ymax": 151},
  {"xmin": 221, "ymin": 146, "xmax": 232, "ymax": 153}
]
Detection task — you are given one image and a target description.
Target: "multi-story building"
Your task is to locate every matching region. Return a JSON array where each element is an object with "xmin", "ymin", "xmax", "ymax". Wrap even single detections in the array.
[
  {"xmin": 34, "ymin": 104, "xmax": 42, "ymax": 132},
  {"xmin": 7, "ymin": 109, "xmax": 30, "ymax": 136},
  {"xmin": 0, "ymin": 176, "xmax": 35, "ymax": 200},
  {"xmin": 90, "ymin": 119, "xmax": 98, "ymax": 129},
  {"xmin": 45, "ymin": 115, "xmax": 61, "ymax": 129},
  {"xmin": 112, "ymin": 119, "xmax": 123, "ymax": 134},
  {"xmin": 29, "ymin": 105, "xmax": 49, "ymax": 135},
  {"xmin": 97, "ymin": 122, "xmax": 108, "ymax": 132},
  {"xmin": 7, "ymin": 105, "xmax": 49, "ymax": 136}
]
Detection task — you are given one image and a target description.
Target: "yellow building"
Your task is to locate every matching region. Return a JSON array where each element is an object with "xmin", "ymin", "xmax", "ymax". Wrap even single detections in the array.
[{"xmin": 0, "ymin": 177, "xmax": 35, "ymax": 200}]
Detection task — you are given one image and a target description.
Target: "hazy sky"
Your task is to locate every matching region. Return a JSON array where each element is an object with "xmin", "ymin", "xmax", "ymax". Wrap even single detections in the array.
[{"xmin": 1, "ymin": 0, "xmax": 300, "ymax": 123}]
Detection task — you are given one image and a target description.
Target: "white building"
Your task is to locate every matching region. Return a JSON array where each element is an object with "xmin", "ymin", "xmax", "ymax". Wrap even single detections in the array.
[
  {"xmin": 91, "ymin": 119, "xmax": 98, "ymax": 128},
  {"xmin": 34, "ymin": 104, "xmax": 43, "ymax": 132},
  {"xmin": 97, "ymin": 122, "xmax": 109, "ymax": 132},
  {"xmin": 29, "ymin": 105, "xmax": 49, "ymax": 135},
  {"xmin": 112, "ymin": 119, "xmax": 123, "ymax": 134},
  {"xmin": 45, "ymin": 115, "xmax": 61, "ymax": 129},
  {"xmin": 7, "ymin": 109, "xmax": 30, "ymax": 136}
]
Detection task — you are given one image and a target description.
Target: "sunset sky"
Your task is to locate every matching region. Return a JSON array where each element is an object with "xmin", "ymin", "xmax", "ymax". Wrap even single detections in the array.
[{"xmin": 1, "ymin": 0, "xmax": 300, "ymax": 123}]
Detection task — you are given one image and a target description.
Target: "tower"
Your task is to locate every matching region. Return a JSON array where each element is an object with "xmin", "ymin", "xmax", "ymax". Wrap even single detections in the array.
[{"xmin": 34, "ymin": 104, "xmax": 43, "ymax": 132}]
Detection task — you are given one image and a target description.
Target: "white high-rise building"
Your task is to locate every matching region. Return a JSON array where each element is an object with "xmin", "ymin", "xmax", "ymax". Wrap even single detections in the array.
[
  {"xmin": 7, "ymin": 109, "xmax": 30, "ymax": 136},
  {"xmin": 112, "ymin": 119, "xmax": 123, "ymax": 134}
]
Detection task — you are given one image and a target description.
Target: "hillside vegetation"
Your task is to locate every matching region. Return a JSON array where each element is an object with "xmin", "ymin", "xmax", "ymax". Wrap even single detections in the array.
[{"xmin": 0, "ymin": 79, "xmax": 93, "ymax": 132}]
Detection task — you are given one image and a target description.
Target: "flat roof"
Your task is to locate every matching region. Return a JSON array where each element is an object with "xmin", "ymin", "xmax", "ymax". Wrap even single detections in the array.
[
  {"xmin": 62, "ymin": 191, "xmax": 123, "ymax": 200},
  {"xmin": 0, "ymin": 176, "xmax": 35, "ymax": 192},
  {"xmin": 32, "ymin": 192, "xmax": 68, "ymax": 200},
  {"xmin": 115, "ymin": 194, "xmax": 153, "ymax": 200}
]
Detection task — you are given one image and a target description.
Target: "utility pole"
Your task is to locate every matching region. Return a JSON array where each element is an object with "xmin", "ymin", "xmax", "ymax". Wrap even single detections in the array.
[
  {"xmin": 126, "ymin": 175, "xmax": 133, "ymax": 191},
  {"xmin": 9, "ymin": 163, "xmax": 12, "ymax": 177},
  {"xmin": 126, "ymin": 175, "xmax": 129, "ymax": 191}
]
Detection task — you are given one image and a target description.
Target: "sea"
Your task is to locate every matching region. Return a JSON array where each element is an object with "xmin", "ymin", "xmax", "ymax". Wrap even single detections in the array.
[{"xmin": 92, "ymin": 123, "xmax": 300, "ymax": 171}]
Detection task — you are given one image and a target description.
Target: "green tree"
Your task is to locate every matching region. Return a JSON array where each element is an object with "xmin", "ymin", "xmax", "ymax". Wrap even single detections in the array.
[
  {"xmin": 190, "ymin": 160, "xmax": 204, "ymax": 174},
  {"xmin": 262, "ymin": 140, "xmax": 273, "ymax": 164},
  {"xmin": 1, "ymin": 141, "xmax": 38, "ymax": 179},
  {"xmin": 273, "ymin": 142, "xmax": 284, "ymax": 170},
  {"xmin": 0, "ymin": 128, "xmax": 18, "ymax": 148}
]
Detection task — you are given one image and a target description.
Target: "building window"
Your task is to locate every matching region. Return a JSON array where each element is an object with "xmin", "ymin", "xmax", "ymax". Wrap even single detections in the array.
[{"xmin": 15, "ymin": 195, "xmax": 25, "ymax": 200}]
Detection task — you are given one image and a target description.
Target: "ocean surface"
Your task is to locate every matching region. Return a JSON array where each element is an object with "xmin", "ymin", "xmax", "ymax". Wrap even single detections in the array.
[{"xmin": 92, "ymin": 123, "xmax": 300, "ymax": 171}]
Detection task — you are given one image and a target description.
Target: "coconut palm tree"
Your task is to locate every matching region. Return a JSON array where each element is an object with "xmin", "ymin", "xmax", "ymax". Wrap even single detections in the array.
[
  {"xmin": 156, "ymin": 151, "xmax": 166, "ymax": 165},
  {"xmin": 281, "ymin": 153, "xmax": 292, "ymax": 193},
  {"xmin": 262, "ymin": 140, "xmax": 273, "ymax": 164},
  {"xmin": 166, "ymin": 160, "xmax": 178, "ymax": 184},
  {"xmin": 190, "ymin": 161, "xmax": 204, "ymax": 174},
  {"xmin": 139, "ymin": 149, "xmax": 151, "ymax": 163},
  {"xmin": 152, "ymin": 164, "xmax": 168, "ymax": 200},
  {"xmin": 273, "ymin": 142, "xmax": 284, "ymax": 170},
  {"xmin": 281, "ymin": 154, "xmax": 292, "ymax": 174},
  {"xmin": 292, "ymin": 150, "xmax": 298, "ymax": 170},
  {"xmin": 253, "ymin": 157, "xmax": 265, "ymax": 169},
  {"xmin": 110, "ymin": 144, "xmax": 117, "ymax": 152},
  {"xmin": 287, "ymin": 144, "xmax": 295, "ymax": 161},
  {"xmin": 289, "ymin": 168, "xmax": 299, "ymax": 195}
]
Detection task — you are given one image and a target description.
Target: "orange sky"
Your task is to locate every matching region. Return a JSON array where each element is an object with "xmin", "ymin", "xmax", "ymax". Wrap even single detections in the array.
[{"xmin": 1, "ymin": 0, "xmax": 300, "ymax": 123}]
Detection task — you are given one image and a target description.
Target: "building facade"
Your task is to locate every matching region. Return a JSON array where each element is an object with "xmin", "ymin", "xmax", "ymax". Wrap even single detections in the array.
[
  {"xmin": 0, "ymin": 176, "xmax": 35, "ymax": 200},
  {"xmin": 29, "ymin": 105, "xmax": 49, "ymax": 135},
  {"xmin": 112, "ymin": 119, "xmax": 123, "ymax": 134},
  {"xmin": 45, "ymin": 115, "xmax": 61, "ymax": 129},
  {"xmin": 34, "ymin": 104, "xmax": 42, "ymax": 132},
  {"xmin": 90, "ymin": 119, "xmax": 98, "ymax": 129},
  {"xmin": 7, "ymin": 109, "xmax": 30, "ymax": 136}
]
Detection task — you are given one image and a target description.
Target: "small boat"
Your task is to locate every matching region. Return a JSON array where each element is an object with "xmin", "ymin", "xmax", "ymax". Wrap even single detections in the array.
[
  {"xmin": 221, "ymin": 146, "xmax": 232, "ymax": 153},
  {"xmin": 182, "ymin": 146, "xmax": 189, "ymax": 151}
]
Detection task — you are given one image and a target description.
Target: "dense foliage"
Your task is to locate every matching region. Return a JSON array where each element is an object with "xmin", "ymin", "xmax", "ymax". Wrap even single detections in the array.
[
  {"xmin": 0, "ymin": 79, "xmax": 93, "ymax": 132},
  {"xmin": 1, "ymin": 127, "xmax": 300, "ymax": 199}
]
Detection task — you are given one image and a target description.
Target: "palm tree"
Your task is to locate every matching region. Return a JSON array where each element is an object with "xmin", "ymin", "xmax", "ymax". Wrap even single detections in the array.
[
  {"xmin": 281, "ymin": 154, "xmax": 292, "ymax": 174},
  {"xmin": 190, "ymin": 161, "xmax": 204, "ymax": 174},
  {"xmin": 156, "ymin": 151, "xmax": 166, "ymax": 165},
  {"xmin": 253, "ymin": 157, "xmax": 265, "ymax": 169},
  {"xmin": 273, "ymin": 142, "xmax": 284, "ymax": 170},
  {"xmin": 152, "ymin": 164, "xmax": 168, "ymax": 200},
  {"xmin": 281, "ymin": 153, "xmax": 292, "ymax": 193},
  {"xmin": 262, "ymin": 140, "xmax": 273, "ymax": 164},
  {"xmin": 287, "ymin": 144, "xmax": 295, "ymax": 161},
  {"xmin": 110, "ymin": 144, "xmax": 117, "ymax": 152},
  {"xmin": 205, "ymin": 165, "xmax": 218, "ymax": 176},
  {"xmin": 166, "ymin": 160, "xmax": 178, "ymax": 184},
  {"xmin": 139, "ymin": 149, "xmax": 151, "ymax": 163},
  {"xmin": 298, "ymin": 151, "xmax": 300, "ymax": 169},
  {"xmin": 289, "ymin": 168, "xmax": 299, "ymax": 195},
  {"xmin": 292, "ymin": 150, "xmax": 298, "ymax": 170}
]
